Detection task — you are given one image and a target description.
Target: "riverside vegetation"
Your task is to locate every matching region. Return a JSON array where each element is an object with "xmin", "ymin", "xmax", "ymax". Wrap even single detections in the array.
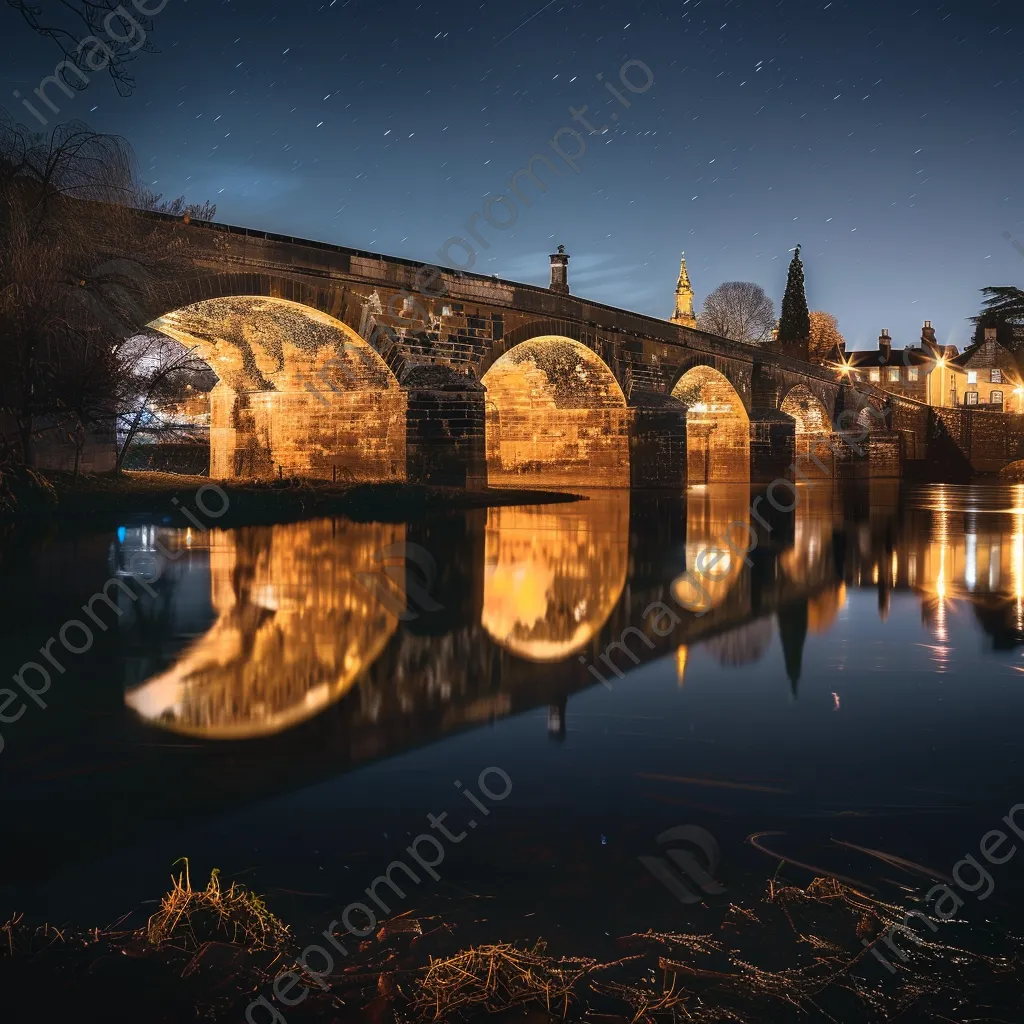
[{"xmin": 1, "ymin": 859, "xmax": 1020, "ymax": 1023}]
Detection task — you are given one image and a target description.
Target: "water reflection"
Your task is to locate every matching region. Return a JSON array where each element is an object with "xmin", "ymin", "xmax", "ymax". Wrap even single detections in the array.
[
  {"xmin": 672, "ymin": 485, "xmax": 751, "ymax": 613},
  {"xmin": 847, "ymin": 484, "xmax": 1024, "ymax": 649},
  {"xmin": 125, "ymin": 520, "xmax": 404, "ymax": 738},
  {"xmin": 121, "ymin": 483, "xmax": 1024, "ymax": 749},
  {"xmin": 482, "ymin": 491, "xmax": 630, "ymax": 661}
]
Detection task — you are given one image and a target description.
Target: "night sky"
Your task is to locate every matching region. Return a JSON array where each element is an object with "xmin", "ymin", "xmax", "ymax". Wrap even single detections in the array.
[{"xmin": 3, "ymin": 0, "xmax": 1023, "ymax": 350}]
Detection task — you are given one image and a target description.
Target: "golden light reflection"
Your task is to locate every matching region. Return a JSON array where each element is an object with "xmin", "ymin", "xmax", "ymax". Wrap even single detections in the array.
[
  {"xmin": 779, "ymin": 484, "xmax": 835, "ymax": 584},
  {"xmin": 676, "ymin": 645, "xmax": 688, "ymax": 687},
  {"xmin": 673, "ymin": 486, "xmax": 751, "ymax": 612},
  {"xmin": 125, "ymin": 519, "xmax": 403, "ymax": 738},
  {"xmin": 482, "ymin": 491, "xmax": 629, "ymax": 661},
  {"xmin": 808, "ymin": 583, "xmax": 846, "ymax": 634}
]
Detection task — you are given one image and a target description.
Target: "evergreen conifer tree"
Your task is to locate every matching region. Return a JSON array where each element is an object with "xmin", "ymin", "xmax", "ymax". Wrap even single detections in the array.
[{"xmin": 777, "ymin": 245, "xmax": 811, "ymax": 347}]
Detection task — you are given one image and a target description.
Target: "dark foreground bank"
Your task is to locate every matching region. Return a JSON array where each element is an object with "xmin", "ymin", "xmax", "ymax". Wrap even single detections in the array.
[
  {"xmin": 0, "ymin": 469, "xmax": 581, "ymax": 529},
  {"xmin": 1, "ymin": 864, "xmax": 1019, "ymax": 1024}
]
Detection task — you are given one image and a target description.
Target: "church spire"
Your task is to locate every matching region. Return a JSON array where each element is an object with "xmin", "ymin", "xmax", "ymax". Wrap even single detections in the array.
[{"xmin": 671, "ymin": 252, "xmax": 697, "ymax": 328}]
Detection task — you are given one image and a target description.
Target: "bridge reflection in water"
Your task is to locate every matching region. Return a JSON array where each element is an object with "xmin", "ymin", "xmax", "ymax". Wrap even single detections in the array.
[
  {"xmin": 120, "ymin": 484, "xmax": 1024, "ymax": 758},
  {"xmin": 482, "ymin": 492, "xmax": 630, "ymax": 661},
  {"xmin": 0, "ymin": 482, "xmax": 1015, "ymax": 883},
  {"xmin": 125, "ymin": 520, "xmax": 404, "ymax": 738}
]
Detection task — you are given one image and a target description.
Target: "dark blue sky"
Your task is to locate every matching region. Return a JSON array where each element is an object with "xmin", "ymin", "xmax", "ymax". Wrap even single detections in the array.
[{"xmin": 3, "ymin": 0, "xmax": 1022, "ymax": 349}]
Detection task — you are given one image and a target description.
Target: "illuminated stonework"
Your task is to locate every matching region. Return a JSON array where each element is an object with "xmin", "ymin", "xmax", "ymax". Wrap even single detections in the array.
[
  {"xmin": 672, "ymin": 366, "xmax": 751, "ymax": 483},
  {"xmin": 482, "ymin": 491, "xmax": 629, "ymax": 661},
  {"xmin": 482, "ymin": 336, "xmax": 631, "ymax": 489},
  {"xmin": 781, "ymin": 385, "xmax": 833, "ymax": 479},
  {"xmin": 124, "ymin": 519, "xmax": 403, "ymax": 738},
  {"xmin": 150, "ymin": 296, "xmax": 406, "ymax": 481}
]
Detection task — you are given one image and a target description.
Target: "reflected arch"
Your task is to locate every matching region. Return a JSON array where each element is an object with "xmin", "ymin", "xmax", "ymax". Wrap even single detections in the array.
[
  {"xmin": 671, "ymin": 365, "xmax": 750, "ymax": 484},
  {"xmin": 482, "ymin": 491, "xmax": 629, "ymax": 661},
  {"xmin": 781, "ymin": 384, "xmax": 834, "ymax": 479},
  {"xmin": 149, "ymin": 296, "xmax": 406, "ymax": 481},
  {"xmin": 124, "ymin": 520, "xmax": 404, "ymax": 739},
  {"xmin": 481, "ymin": 335, "xmax": 630, "ymax": 488},
  {"xmin": 672, "ymin": 485, "xmax": 752, "ymax": 614}
]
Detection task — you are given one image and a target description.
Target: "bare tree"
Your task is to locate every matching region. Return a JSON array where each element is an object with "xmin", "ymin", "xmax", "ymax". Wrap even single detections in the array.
[
  {"xmin": 0, "ymin": 111, "xmax": 210, "ymax": 468},
  {"xmin": 698, "ymin": 281, "xmax": 776, "ymax": 346},
  {"xmin": 138, "ymin": 189, "xmax": 217, "ymax": 222},
  {"xmin": 5, "ymin": 0, "xmax": 159, "ymax": 97},
  {"xmin": 112, "ymin": 334, "xmax": 211, "ymax": 471}
]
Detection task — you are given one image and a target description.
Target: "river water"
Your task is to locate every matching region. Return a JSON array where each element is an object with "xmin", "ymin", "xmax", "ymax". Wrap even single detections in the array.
[{"xmin": 1, "ymin": 482, "xmax": 1023, "ymax": 1013}]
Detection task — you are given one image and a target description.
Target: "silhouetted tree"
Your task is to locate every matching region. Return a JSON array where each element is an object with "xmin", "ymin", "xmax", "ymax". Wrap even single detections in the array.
[
  {"xmin": 697, "ymin": 281, "xmax": 776, "ymax": 345},
  {"xmin": 970, "ymin": 310, "xmax": 1019, "ymax": 349},
  {"xmin": 777, "ymin": 246, "xmax": 811, "ymax": 352},
  {"xmin": 777, "ymin": 599, "xmax": 809, "ymax": 697},
  {"xmin": 5, "ymin": 0, "xmax": 159, "ymax": 97},
  {"xmin": 139, "ymin": 189, "xmax": 217, "ymax": 222},
  {"xmin": 977, "ymin": 286, "xmax": 1024, "ymax": 324},
  {"xmin": 0, "ymin": 111, "xmax": 210, "ymax": 467},
  {"xmin": 971, "ymin": 288, "xmax": 1024, "ymax": 359},
  {"xmin": 112, "ymin": 334, "xmax": 212, "ymax": 471}
]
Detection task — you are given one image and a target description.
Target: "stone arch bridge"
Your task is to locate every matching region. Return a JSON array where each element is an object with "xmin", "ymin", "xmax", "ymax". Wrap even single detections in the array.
[{"xmin": 141, "ymin": 216, "xmax": 1016, "ymax": 486}]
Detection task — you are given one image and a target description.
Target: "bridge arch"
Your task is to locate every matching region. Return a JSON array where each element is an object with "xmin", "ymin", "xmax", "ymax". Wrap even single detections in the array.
[
  {"xmin": 149, "ymin": 295, "xmax": 406, "ymax": 480},
  {"xmin": 671, "ymin": 365, "xmax": 750, "ymax": 484},
  {"xmin": 144, "ymin": 271, "xmax": 408, "ymax": 377},
  {"xmin": 781, "ymin": 384, "xmax": 834, "ymax": 479},
  {"xmin": 481, "ymin": 334, "xmax": 630, "ymax": 488}
]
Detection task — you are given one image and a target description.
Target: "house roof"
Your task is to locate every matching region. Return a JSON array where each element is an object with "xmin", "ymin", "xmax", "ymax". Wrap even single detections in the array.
[
  {"xmin": 835, "ymin": 340, "xmax": 958, "ymax": 370},
  {"xmin": 948, "ymin": 334, "xmax": 1016, "ymax": 369}
]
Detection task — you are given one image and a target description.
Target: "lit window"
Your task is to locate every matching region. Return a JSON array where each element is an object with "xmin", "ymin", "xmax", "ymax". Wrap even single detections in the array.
[
  {"xmin": 967, "ymin": 370, "xmax": 978, "ymax": 384},
  {"xmin": 966, "ymin": 391, "xmax": 979, "ymax": 405},
  {"xmin": 907, "ymin": 367, "xmax": 919, "ymax": 381},
  {"xmin": 888, "ymin": 367, "xmax": 900, "ymax": 382},
  {"xmin": 869, "ymin": 368, "xmax": 880, "ymax": 382},
  {"xmin": 991, "ymin": 390, "xmax": 1004, "ymax": 406},
  {"xmin": 991, "ymin": 369, "xmax": 1003, "ymax": 383}
]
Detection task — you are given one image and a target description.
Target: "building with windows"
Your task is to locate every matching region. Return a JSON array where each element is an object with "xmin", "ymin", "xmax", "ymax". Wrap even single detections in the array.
[
  {"xmin": 928, "ymin": 327, "xmax": 1020, "ymax": 411},
  {"xmin": 832, "ymin": 322, "xmax": 1020, "ymax": 411},
  {"xmin": 833, "ymin": 322, "xmax": 956, "ymax": 402}
]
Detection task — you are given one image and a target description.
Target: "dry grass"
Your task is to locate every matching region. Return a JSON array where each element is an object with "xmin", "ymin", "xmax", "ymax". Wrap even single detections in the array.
[
  {"xmin": 146, "ymin": 859, "xmax": 291, "ymax": 952},
  {"xmin": 600, "ymin": 875, "xmax": 1016, "ymax": 1023},
  {"xmin": 2, "ymin": 867, "xmax": 1020, "ymax": 1023},
  {"xmin": 411, "ymin": 941, "xmax": 603, "ymax": 1020}
]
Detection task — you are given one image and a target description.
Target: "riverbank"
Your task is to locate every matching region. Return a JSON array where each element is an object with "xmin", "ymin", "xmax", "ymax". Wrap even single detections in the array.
[
  {"xmin": 0, "ymin": 469, "xmax": 582, "ymax": 529},
  {"xmin": 1, "ymin": 865, "xmax": 1016, "ymax": 1023}
]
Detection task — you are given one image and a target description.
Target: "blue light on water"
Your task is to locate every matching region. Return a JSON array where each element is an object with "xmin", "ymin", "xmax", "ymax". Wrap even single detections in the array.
[{"xmin": 117, "ymin": 526, "xmax": 127, "ymax": 544}]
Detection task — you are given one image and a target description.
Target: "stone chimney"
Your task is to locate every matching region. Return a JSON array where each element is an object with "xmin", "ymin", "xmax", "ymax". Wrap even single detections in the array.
[
  {"xmin": 878, "ymin": 329, "xmax": 891, "ymax": 361},
  {"xmin": 921, "ymin": 320, "xmax": 937, "ymax": 347},
  {"xmin": 549, "ymin": 245, "xmax": 570, "ymax": 295},
  {"xmin": 984, "ymin": 326, "xmax": 997, "ymax": 344}
]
